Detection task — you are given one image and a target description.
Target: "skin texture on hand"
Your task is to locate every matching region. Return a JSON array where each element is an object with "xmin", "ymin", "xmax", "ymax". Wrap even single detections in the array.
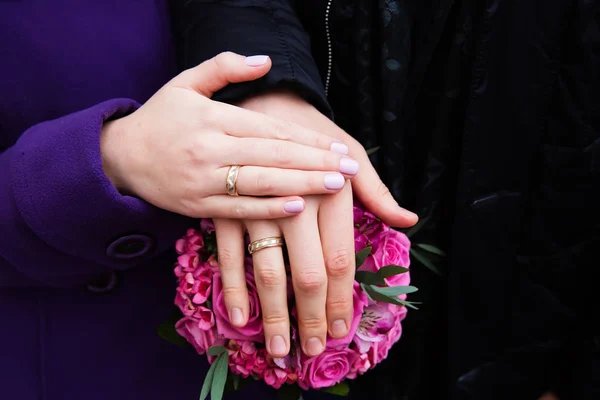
[
  {"xmin": 98, "ymin": 52, "xmax": 359, "ymax": 221},
  {"xmin": 210, "ymin": 89, "xmax": 419, "ymax": 358}
]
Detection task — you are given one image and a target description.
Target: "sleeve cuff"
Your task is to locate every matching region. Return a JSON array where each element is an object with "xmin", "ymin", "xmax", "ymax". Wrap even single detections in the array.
[
  {"xmin": 10, "ymin": 99, "xmax": 192, "ymax": 270},
  {"xmin": 174, "ymin": 1, "xmax": 332, "ymax": 117}
]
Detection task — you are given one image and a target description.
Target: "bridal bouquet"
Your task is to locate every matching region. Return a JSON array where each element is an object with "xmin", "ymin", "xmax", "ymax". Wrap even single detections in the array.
[{"xmin": 167, "ymin": 204, "xmax": 434, "ymax": 400}]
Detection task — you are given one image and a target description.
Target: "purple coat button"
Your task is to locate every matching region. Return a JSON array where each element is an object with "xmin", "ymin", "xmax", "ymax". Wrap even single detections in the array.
[
  {"xmin": 86, "ymin": 271, "xmax": 118, "ymax": 294},
  {"xmin": 106, "ymin": 234, "xmax": 154, "ymax": 260}
]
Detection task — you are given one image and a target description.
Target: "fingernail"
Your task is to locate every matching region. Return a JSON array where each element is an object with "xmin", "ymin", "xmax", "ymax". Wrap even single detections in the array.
[
  {"xmin": 270, "ymin": 335, "xmax": 287, "ymax": 355},
  {"xmin": 330, "ymin": 319, "xmax": 348, "ymax": 338},
  {"xmin": 324, "ymin": 173, "xmax": 345, "ymax": 190},
  {"xmin": 305, "ymin": 337, "xmax": 324, "ymax": 356},
  {"xmin": 284, "ymin": 200, "xmax": 304, "ymax": 213},
  {"xmin": 245, "ymin": 55, "xmax": 269, "ymax": 66},
  {"xmin": 340, "ymin": 158, "xmax": 359, "ymax": 175},
  {"xmin": 330, "ymin": 142, "xmax": 349, "ymax": 155},
  {"xmin": 230, "ymin": 308, "xmax": 244, "ymax": 326}
]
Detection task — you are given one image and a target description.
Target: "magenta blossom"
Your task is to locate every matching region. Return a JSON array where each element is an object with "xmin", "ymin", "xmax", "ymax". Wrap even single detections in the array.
[
  {"xmin": 353, "ymin": 303, "xmax": 396, "ymax": 354},
  {"xmin": 298, "ymin": 348, "xmax": 359, "ymax": 389},
  {"xmin": 212, "ymin": 271, "xmax": 264, "ymax": 342}
]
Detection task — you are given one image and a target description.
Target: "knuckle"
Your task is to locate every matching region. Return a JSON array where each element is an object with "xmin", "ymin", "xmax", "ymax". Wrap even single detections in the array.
[
  {"xmin": 273, "ymin": 142, "xmax": 292, "ymax": 166},
  {"xmin": 377, "ymin": 182, "xmax": 393, "ymax": 199},
  {"xmin": 327, "ymin": 297, "xmax": 353, "ymax": 312},
  {"xmin": 222, "ymin": 285, "xmax": 246, "ymax": 297},
  {"xmin": 232, "ymin": 201, "xmax": 251, "ymax": 219},
  {"xmin": 254, "ymin": 172, "xmax": 275, "ymax": 195},
  {"xmin": 325, "ymin": 248, "xmax": 353, "ymax": 278},
  {"xmin": 256, "ymin": 267, "xmax": 285, "ymax": 289},
  {"xmin": 299, "ymin": 316, "xmax": 326, "ymax": 330},
  {"xmin": 272, "ymin": 120, "xmax": 292, "ymax": 141},
  {"xmin": 217, "ymin": 247, "xmax": 240, "ymax": 270},
  {"xmin": 295, "ymin": 270, "xmax": 327, "ymax": 294},
  {"xmin": 262, "ymin": 314, "xmax": 289, "ymax": 326}
]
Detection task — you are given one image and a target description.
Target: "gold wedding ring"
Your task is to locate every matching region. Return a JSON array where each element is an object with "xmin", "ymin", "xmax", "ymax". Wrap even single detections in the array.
[
  {"xmin": 248, "ymin": 236, "xmax": 284, "ymax": 255},
  {"xmin": 226, "ymin": 165, "xmax": 241, "ymax": 196}
]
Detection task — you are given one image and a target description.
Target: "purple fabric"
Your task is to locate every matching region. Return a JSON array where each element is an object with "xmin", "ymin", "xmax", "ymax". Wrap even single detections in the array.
[{"xmin": 0, "ymin": 2, "xmax": 277, "ymax": 399}]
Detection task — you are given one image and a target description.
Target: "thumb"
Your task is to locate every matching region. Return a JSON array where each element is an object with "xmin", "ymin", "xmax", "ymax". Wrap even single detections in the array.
[
  {"xmin": 353, "ymin": 160, "xmax": 419, "ymax": 228},
  {"xmin": 170, "ymin": 52, "xmax": 272, "ymax": 97}
]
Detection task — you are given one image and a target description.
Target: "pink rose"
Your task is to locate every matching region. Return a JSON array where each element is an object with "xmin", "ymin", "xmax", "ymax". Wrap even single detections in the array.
[
  {"xmin": 360, "ymin": 230, "xmax": 411, "ymax": 287},
  {"xmin": 298, "ymin": 348, "xmax": 358, "ymax": 389},
  {"xmin": 327, "ymin": 282, "xmax": 369, "ymax": 348},
  {"xmin": 353, "ymin": 205, "xmax": 388, "ymax": 252},
  {"xmin": 347, "ymin": 352, "xmax": 371, "ymax": 379},
  {"xmin": 212, "ymin": 271, "xmax": 264, "ymax": 342},
  {"xmin": 175, "ymin": 316, "xmax": 220, "ymax": 355}
]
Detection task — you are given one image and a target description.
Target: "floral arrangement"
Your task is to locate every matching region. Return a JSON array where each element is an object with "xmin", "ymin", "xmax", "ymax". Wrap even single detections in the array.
[{"xmin": 163, "ymin": 204, "xmax": 443, "ymax": 400}]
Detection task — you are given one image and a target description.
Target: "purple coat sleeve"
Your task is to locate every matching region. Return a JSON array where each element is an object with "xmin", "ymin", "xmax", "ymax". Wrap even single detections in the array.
[{"xmin": 0, "ymin": 99, "xmax": 193, "ymax": 287}]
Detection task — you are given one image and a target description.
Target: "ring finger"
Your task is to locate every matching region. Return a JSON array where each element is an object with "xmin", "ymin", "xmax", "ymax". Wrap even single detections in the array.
[
  {"xmin": 213, "ymin": 166, "xmax": 348, "ymax": 197},
  {"xmin": 245, "ymin": 220, "xmax": 290, "ymax": 357}
]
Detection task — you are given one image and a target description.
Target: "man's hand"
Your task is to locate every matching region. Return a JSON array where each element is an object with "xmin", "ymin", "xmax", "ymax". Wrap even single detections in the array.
[{"xmin": 239, "ymin": 90, "xmax": 418, "ymax": 228}]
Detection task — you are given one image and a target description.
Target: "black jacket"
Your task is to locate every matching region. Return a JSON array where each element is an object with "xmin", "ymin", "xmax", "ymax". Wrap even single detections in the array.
[{"xmin": 172, "ymin": 1, "xmax": 598, "ymax": 399}]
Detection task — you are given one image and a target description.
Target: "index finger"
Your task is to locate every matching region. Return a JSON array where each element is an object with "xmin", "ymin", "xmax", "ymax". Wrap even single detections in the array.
[{"xmin": 213, "ymin": 102, "xmax": 349, "ymax": 154}]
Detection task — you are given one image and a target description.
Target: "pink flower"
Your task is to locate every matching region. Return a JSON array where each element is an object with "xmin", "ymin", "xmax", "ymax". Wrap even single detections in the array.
[
  {"xmin": 327, "ymin": 282, "xmax": 369, "ymax": 348},
  {"xmin": 353, "ymin": 204, "xmax": 388, "ymax": 252},
  {"xmin": 347, "ymin": 352, "xmax": 371, "ymax": 379},
  {"xmin": 298, "ymin": 348, "xmax": 359, "ymax": 389},
  {"xmin": 365, "ymin": 305, "xmax": 407, "ymax": 365},
  {"xmin": 176, "ymin": 265, "xmax": 213, "ymax": 306},
  {"xmin": 353, "ymin": 303, "xmax": 396, "ymax": 353},
  {"xmin": 360, "ymin": 230, "xmax": 411, "ymax": 287},
  {"xmin": 176, "ymin": 252, "xmax": 201, "ymax": 273},
  {"xmin": 175, "ymin": 229, "xmax": 204, "ymax": 254},
  {"xmin": 175, "ymin": 316, "xmax": 220, "ymax": 355},
  {"xmin": 200, "ymin": 219, "xmax": 215, "ymax": 234},
  {"xmin": 228, "ymin": 340, "xmax": 259, "ymax": 378},
  {"xmin": 263, "ymin": 366, "xmax": 289, "ymax": 389},
  {"xmin": 212, "ymin": 271, "xmax": 264, "ymax": 342}
]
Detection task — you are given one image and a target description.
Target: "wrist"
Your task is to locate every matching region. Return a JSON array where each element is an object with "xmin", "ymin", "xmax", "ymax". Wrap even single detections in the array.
[{"xmin": 100, "ymin": 117, "xmax": 131, "ymax": 193}]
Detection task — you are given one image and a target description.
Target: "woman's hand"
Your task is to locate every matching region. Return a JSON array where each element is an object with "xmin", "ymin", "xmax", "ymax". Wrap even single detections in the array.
[
  {"xmin": 99, "ymin": 52, "xmax": 358, "ymax": 220},
  {"xmin": 214, "ymin": 185, "xmax": 355, "ymax": 358}
]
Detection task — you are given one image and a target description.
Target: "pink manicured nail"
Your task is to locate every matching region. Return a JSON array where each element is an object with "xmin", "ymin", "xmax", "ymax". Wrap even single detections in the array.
[
  {"xmin": 305, "ymin": 337, "xmax": 324, "ymax": 356},
  {"xmin": 230, "ymin": 308, "xmax": 244, "ymax": 326},
  {"xmin": 324, "ymin": 173, "xmax": 345, "ymax": 190},
  {"xmin": 245, "ymin": 55, "xmax": 269, "ymax": 66},
  {"xmin": 330, "ymin": 142, "xmax": 349, "ymax": 155},
  {"xmin": 284, "ymin": 200, "xmax": 304, "ymax": 213},
  {"xmin": 340, "ymin": 158, "xmax": 359, "ymax": 175},
  {"xmin": 270, "ymin": 335, "xmax": 287, "ymax": 355}
]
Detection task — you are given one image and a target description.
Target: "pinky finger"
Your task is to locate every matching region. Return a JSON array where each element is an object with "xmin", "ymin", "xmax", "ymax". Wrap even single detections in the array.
[{"xmin": 198, "ymin": 195, "xmax": 306, "ymax": 220}]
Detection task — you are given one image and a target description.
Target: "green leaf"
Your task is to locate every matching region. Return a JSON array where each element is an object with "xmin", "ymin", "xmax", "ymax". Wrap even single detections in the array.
[
  {"xmin": 366, "ymin": 285, "xmax": 418, "ymax": 297},
  {"xmin": 199, "ymin": 357, "xmax": 219, "ymax": 400},
  {"xmin": 355, "ymin": 265, "xmax": 409, "ymax": 286},
  {"xmin": 354, "ymin": 246, "xmax": 372, "ymax": 268},
  {"xmin": 277, "ymin": 384, "xmax": 302, "ymax": 400},
  {"xmin": 207, "ymin": 345, "xmax": 227, "ymax": 356},
  {"xmin": 362, "ymin": 286, "xmax": 404, "ymax": 307},
  {"xmin": 395, "ymin": 298, "xmax": 421, "ymax": 310},
  {"xmin": 210, "ymin": 352, "xmax": 229, "ymax": 400},
  {"xmin": 156, "ymin": 322, "xmax": 189, "ymax": 348},
  {"xmin": 416, "ymin": 243, "xmax": 447, "ymax": 257},
  {"xmin": 366, "ymin": 146, "xmax": 380, "ymax": 156},
  {"xmin": 378, "ymin": 265, "xmax": 409, "ymax": 277},
  {"xmin": 355, "ymin": 271, "xmax": 385, "ymax": 286},
  {"xmin": 410, "ymin": 248, "xmax": 442, "ymax": 275},
  {"xmin": 404, "ymin": 215, "xmax": 430, "ymax": 238},
  {"xmin": 360, "ymin": 283, "xmax": 375, "ymax": 302},
  {"xmin": 321, "ymin": 382, "xmax": 350, "ymax": 396}
]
